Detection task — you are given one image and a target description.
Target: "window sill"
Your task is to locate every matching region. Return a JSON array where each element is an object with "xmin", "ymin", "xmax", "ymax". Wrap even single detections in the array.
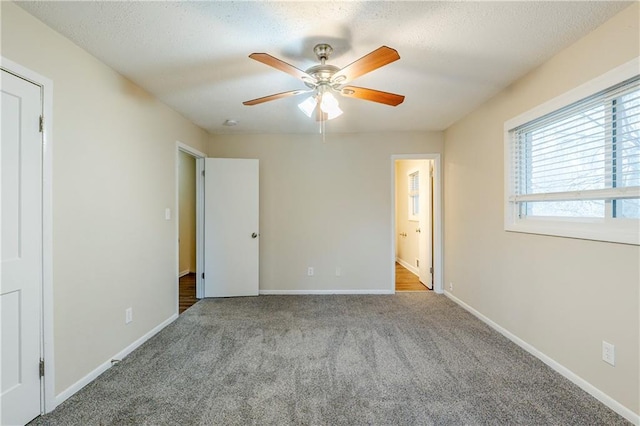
[{"xmin": 505, "ymin": 218, "xmax": 639, "ymax": 245}]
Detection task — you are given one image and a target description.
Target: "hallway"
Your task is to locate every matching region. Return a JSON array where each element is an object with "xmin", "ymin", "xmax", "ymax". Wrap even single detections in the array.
[{"xmin": 395, "ymin": 262, "xmax": 429, "ymax": 292}]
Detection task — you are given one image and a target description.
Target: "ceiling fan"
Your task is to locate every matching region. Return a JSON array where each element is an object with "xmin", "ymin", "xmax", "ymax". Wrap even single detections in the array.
[{"xmin": 243, "ymin": 44, "xmax": 405, "ymax": 121}]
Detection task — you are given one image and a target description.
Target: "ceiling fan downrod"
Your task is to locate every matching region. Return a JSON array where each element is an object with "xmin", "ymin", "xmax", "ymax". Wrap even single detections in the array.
[{"xmin": 303, "ymin": 44, "xmax": 341, "ymax": 90}]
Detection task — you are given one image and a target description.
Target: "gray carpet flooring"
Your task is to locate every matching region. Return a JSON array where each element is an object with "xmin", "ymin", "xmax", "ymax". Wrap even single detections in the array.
[{"xmin": 30, "ymin": 294, "xmax": 629, "ymax": 425}]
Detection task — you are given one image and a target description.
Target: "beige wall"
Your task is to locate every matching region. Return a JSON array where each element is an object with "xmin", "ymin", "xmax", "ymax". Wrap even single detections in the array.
[
  {"xmin": 1, "ymin": 2, "xmax": 208, "ymax": 395},
  {"xmin": 178, "ymin": 151, "xmax": 196, "ymax": 274},
  {"xmin": 443, "ymin": 3, "xmax": 639, "ymax": 415},
  {"xmin": 209, "ymin": 132, "xmax": 443, "ymax": 292}
]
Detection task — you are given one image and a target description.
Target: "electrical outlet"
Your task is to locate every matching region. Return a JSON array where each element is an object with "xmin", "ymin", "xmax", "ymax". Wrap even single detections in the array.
[
  {"xmin": 602, "ymin": 341, "xmax": 615, "ymax": 366},
  {"xmin": 449, "ymin": 282, "xmax": 453, "ymax": 292},
  {"xmin": 335, "ymin": 267, "xmax": 341, "ymax": 277},
  {"xmin": 125, "ymin": 307, "xmax": 133, "ymax": 324},
  {"xmin": 307, "ymin": 267, "xmax": 314, "ymax": 276}
]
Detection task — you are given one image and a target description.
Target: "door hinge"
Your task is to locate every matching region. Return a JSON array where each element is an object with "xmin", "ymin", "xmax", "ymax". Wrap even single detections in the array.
[
  {"xmin": 430, "ymin": 267, "xmax": 433, "ymax": 274},
  {"xmin": 39, "ymin": 359, "xmax": 45, "ymax": 377},
  {"xmin": 201, "ymin": 272, "xmax": 205, "ymax": 279},
  {"xmin": 39, "ymin": 115, "xmax": 44, "ymax": 133},
  {"xmin": 202, "ymin": 170, "xmax": 205, "ymax": 177}
]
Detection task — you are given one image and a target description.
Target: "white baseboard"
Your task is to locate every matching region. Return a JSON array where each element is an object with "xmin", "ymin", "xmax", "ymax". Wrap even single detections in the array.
[
  {"xmin": 179, "ymin": 269, "xmax": 190, "ymax": 278},
  {"xmin": 259, "ymin": 289, "xmax": 394, "ymax": 295},
  {"xmin": 53, "ymin": 313, "xmax": 178, "ymax": 409},
  {"xmin": 444, "ymin": 291, "xmax": 639, "ymax": 425},
  {"xmin": 396, "ymin": 257, "xmax": 419, "ymax": 276}
]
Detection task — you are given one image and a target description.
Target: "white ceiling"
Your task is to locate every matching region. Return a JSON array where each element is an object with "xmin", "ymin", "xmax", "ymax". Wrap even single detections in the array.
[{"xmin": 16, "ymin": 1, "xmax": 631, "ymax": 135}]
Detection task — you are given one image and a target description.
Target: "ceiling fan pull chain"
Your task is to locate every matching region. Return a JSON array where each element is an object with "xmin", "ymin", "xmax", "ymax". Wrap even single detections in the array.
[{"xmin": 322, "ymin": 120, "xmax": 326, "ymax": 143}]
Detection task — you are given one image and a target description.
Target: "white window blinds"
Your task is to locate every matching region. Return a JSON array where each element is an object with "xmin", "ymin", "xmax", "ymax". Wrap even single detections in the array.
[{"xmin": 509, "ymin": 75, "xmax": 640, "ymax": 219}]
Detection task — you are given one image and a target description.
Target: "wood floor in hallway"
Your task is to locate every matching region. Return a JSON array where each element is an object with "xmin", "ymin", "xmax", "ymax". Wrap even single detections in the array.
[
  {"xmin": 395, "ymin": 262, "xmax": 429, "ymax": 292},
  {"xmin": 179, "ymin": 273, "xmax": 198, "ymax": 314}
]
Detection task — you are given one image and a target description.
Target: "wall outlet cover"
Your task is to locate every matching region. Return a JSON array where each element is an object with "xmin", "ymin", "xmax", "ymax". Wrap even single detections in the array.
[{"xmin": 602, "ymin": 341, "xmax": 615, "ymax": 366}]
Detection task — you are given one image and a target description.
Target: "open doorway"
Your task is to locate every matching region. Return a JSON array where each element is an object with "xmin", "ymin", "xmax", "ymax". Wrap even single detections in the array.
[
  {"xmin": 391, "ymin": 154, "xmax": 443, "ymax": 294},
  {"xmin": 178, "ymin": 150, "xmax": 197, "ymax": 312},
  {"xmin": 176, "ymin": 142, "xmax": 205, "ymax": 313},
  {"xmin": 395, "ymin": 159, "xmax": 432, "ymax": 291}
]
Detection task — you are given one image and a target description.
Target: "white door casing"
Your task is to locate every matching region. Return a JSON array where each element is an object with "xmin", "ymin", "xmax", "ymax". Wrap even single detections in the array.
[
  {"xmin": 204, "ymin": 158, "xmax": 259, "ymax": 297},
  {"xmin": 176, "ymin": 143, "xmax": 206, "ymax": 300},
  {"xmin": 391, "ymin": 154, "xmax": 442, "ymax": 294},
  {"xmin": 1, "ymin": 69, "xmax": 42, "ymax": 425},
  {"xmin": 417, "ymin": 160, "xmax": 433, "ymax": 289}
]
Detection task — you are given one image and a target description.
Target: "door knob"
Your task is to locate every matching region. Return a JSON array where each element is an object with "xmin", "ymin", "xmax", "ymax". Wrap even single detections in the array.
[{"xmin": 251, "ymin": 233, "xmax": 258, "ymax": 239}]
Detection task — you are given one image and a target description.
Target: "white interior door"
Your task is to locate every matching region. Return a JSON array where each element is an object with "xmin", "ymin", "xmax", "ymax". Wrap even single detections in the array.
[
  {"xmin": 1, "ymin": 70, "xmax": 42, "ymax": 425},
  {"xmin": 204, "ymin": 158, "xmax": 259, "ymax": 297},
  {"xmin": 418, "ymin": 160, "xmax": 433, "ymax": 289}
]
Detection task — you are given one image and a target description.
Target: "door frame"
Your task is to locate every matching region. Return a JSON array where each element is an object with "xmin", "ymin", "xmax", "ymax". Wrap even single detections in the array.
[
  {"xmin": 175, "ymin": 142, "xmax": 205, "ymax": 301},
  {"xmin": 1, "ymin": 57, "xmax": 56, "ymax": 413},
  {"xmin": 391, "ymin": 153, "xmax": 443, "ymax": 294}
]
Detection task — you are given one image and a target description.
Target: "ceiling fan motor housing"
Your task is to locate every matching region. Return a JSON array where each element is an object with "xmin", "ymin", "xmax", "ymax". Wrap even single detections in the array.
[{"xmin": 303, "ymin": 64, "xmax": 340, "ymax": 89}]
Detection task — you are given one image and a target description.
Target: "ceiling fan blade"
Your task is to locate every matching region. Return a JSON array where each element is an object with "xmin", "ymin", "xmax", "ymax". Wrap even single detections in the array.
[
  {"xmin": 340, "ymin": 86, "xmax": 405, "ymax": 106},
  {"xmin": 249, "ymin": 53, "xmax": 314, "ymax": 82},
  {"xmin": 243, "ymin": 89, "xmax": 310, "ymax": 106},
  {"xmin": 333, "ymin": 46, "xmax": 400, "ymax": 84}
]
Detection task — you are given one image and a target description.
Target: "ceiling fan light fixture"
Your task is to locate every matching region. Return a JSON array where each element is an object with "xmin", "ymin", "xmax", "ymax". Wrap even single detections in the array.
[
  {"xmin": 327, "ymin": 107, "xmax": 343, "ymax": 120},
  {"xmin": 320, "ymin": 92, "xmax": 343, "ymax": 119},
  {"xmin": 298, "ymin": 96, "xmax": 317, "ymax": 118}
]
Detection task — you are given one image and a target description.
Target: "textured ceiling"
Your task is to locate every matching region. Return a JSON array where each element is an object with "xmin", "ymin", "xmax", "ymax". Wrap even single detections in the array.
[{"xmin": 16, "ymin": 1, "xmax": 632, "ymax": 135}]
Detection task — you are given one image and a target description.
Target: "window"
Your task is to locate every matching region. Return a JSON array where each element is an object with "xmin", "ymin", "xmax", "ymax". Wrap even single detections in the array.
[
  {"xmin": 504, "ymin": 59, "xmax": 639, "ymax": 245},
  {"xmin": 408, "ymin": 170, "xmax": 419, "ymax": 221}
]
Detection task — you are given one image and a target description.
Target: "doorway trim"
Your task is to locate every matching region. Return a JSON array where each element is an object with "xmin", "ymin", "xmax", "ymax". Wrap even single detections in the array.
[
  {"xmin": 175, "ymin": 142, "xmax": 206, "ymax": 304},
  {"xmin": 1, "ymin": 56, "xmax": 56, "ymax": 413},
  {"xmin": 391, "ymin": 154, "xmax": 443, "ymax": 294}
]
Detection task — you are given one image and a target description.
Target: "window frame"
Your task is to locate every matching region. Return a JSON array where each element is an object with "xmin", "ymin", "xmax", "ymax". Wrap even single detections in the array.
[
  {"xmin": 504, "ymin": 58, "xmax": 640, "ymax": 245},
  {"xmin": 408, "ymin": 168, "xmax": 420, "ymax": 221}
]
